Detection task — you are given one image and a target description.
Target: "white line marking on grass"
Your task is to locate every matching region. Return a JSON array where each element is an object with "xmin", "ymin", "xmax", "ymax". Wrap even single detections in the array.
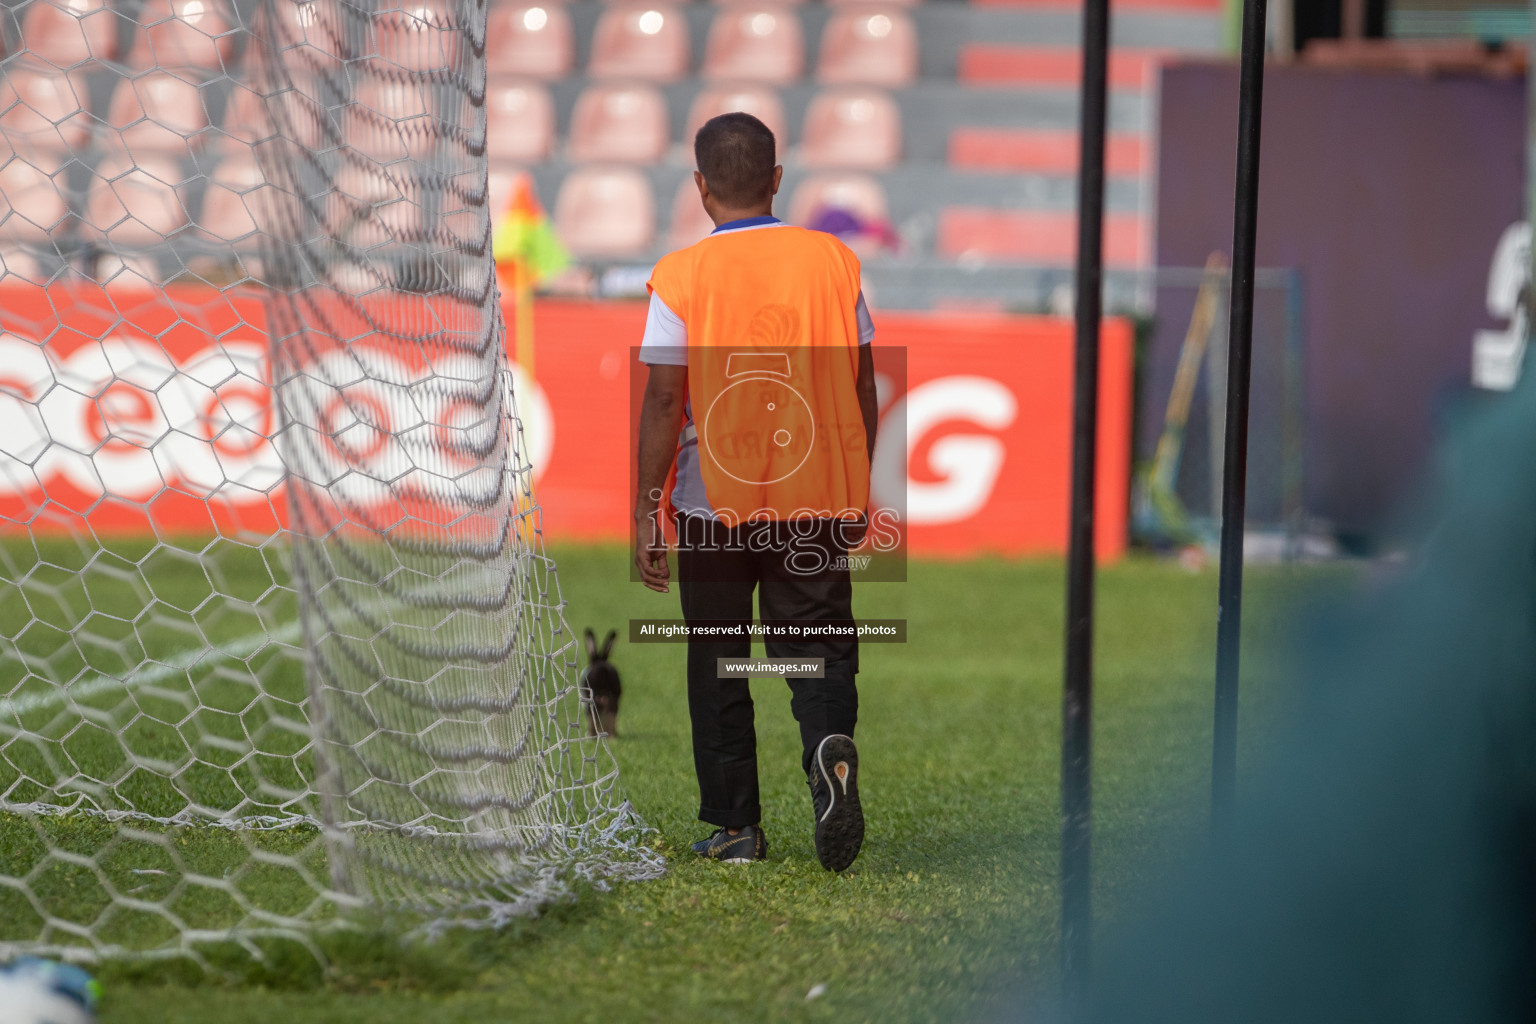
[{"xmin": 0, "ymin": 622, "xmax": 304, "ymax": 719}]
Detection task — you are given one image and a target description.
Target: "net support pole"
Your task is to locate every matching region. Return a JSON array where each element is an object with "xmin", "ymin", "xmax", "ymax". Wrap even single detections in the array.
[
  {"xmin": 1212, "ymin": 0, "xmax": 1269, "ymax": 831},
  {"xmin": 1061, "ymin": 0, "xmax": 1110, "ymax": 1004}
]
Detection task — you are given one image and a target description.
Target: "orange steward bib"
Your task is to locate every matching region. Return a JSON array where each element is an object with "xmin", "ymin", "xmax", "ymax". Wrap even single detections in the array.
[{"xmin": 648, "ymin": 225, "xmax": 869, "ymax": 527}]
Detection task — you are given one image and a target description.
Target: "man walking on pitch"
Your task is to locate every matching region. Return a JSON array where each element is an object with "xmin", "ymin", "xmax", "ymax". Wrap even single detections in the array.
[{"xmin": 633, "ymin": 113, "xmax": 880, "ymax": 872}]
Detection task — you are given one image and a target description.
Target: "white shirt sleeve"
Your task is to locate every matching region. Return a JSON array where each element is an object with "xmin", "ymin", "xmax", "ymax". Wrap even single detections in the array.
[
  {"xmin": 638, "ymin": 292, "xmax": 688, "ymax": 365},
  {"xmin": 856, "ymin": 291, "xmax": 875, "ymax": 345}
]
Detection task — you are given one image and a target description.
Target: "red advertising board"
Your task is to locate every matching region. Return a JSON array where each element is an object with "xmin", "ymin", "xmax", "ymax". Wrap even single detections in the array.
[{"xmin": 0, "ymin": 284, "xmax": 1131, "ymax": 560}]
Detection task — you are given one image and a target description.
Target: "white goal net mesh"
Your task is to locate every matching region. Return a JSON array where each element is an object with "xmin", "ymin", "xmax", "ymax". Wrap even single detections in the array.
[{"xmin": 0, "ymin": 0, "xmax": 661, "ymax": 966}]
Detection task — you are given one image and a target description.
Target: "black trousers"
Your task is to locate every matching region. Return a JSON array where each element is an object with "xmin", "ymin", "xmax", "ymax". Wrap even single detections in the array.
[{"xmin": 676, "ymin": 515, "xmax": 859, "ymax": 829}]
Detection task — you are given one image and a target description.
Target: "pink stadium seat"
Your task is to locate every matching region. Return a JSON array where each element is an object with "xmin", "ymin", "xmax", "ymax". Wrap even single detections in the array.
[
  {"xmin": 800, "ymin": 88, "xmax": 901, "ymax": 169},
  {"xmin": 370, "ymin": 0, "xmax": 460, "ymax": 74},
  {"xmin": 217, "ymin": 84, "xmax": 270, "ymax": 149},
  {"xmin": 788, "ymin": 172, "xmax": 889, "ymax": 226},
  {"xmin": 104, "ymin": 73, "xmax": 210, "ymax": 158},
  {"xmin": 197, "ymin": 158, "xmax": 263, "ymax": 244},
  {"xmin": 0, "ymin": 247, "xmax": 48, "ymax": 284},
  {"xmin": 817, "ymin": 9, "xmax": 918, "ymax": 86},
  {"xmin": 345, "ymin": 80, "xmax": 436, "ymax": 163},
  {"xmin": 684, "ymin": 85, "xmax": 787, "ymax": 144},
  {"xmin": 17, "ymin": 0, "xmax": 122, "ymax": 67},
  {"xmin": 554, "ymin": 167, "xmax": 654, "ymax": 258},
  {"xmin": 86, "ymin": 153, "xmax": 189, "ymax": 248},
  {"xmin": 0, "ymin": 155, "xmax": 71, "ymax": 244},
  {"xmin": 486, "ymin": 2, "xmax": 573, "ymax": 79},
  {"xmin": 486, "ymin": 82, "xmax": 555, "ymax": 164},
  {"xmin": 265, "ymin": 0, "xmax": 346, "ymax": 65},
  {"xmin": 129, "ymin": 0, "xmax": 238, "ymax": 72},
  {"xmin": 701, "ymin": 3, "xmax": 804, "ymax": 84},
  {"xmin": 260, "ymin": 80, "xmax": 328, "ymax": 152},
  {"xmin": 588, "ymin": 5, "xmax": 689, "ymax": 82},
  {"xmin": 332, "ymin": 162, "xmax": 421, "ymax": 250},
  {"xmin": 667, "ymin": 176, "xmax": 715, "ymax": 250},
  {"xmin": 0, "ymin": 71, "xmax": 93, "ymax": 151},
  {"xmin": 567, "ymin": 84, "xmax": 669, "ymax": 164}
]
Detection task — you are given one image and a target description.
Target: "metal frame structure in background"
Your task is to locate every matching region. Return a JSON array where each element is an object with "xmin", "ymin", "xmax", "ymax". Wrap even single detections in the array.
[
  {"xmin": 1060, "ymin": 0, "xmax": 1270, "ymax": 1002},
  {"xmin": 1060, "ymin": 0, "xmax": 1109, "ymax": 1003},
  {"xmin": 1212, "ymin": 0, "xmax": 1270, "ymax": 832}
]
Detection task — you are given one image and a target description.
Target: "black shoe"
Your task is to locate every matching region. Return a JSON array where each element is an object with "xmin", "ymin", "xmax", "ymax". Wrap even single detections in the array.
[
  {"xmin": 690, "ymin": 824, "xmax": 767, "ymax": 863},
  {"xmin": 808, "ymin": 734, "xmax": 864, "ymax": 872}
]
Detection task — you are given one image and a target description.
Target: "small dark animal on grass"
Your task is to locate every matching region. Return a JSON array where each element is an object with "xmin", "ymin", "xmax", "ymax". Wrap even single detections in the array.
[{"xmin": 581, "ymin": 628, "xmax": 621, "ymax": 737}]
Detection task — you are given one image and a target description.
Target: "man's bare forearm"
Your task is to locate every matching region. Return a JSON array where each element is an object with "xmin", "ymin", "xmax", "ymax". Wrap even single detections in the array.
[{"xmin": 635, "ymin": 364, "xmax": 688, "ymax": 520}]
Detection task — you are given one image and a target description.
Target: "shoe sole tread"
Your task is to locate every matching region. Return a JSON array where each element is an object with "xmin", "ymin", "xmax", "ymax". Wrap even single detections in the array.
[{"xmin": 813, "ymin": 735, "xmax": 864, "ymax": 872}]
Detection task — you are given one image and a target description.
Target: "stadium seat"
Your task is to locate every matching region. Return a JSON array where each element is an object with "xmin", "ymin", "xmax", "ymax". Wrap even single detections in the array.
[
  {"xmin": 800, "ymin": 88, "xmax": 901, "ymax": 169},
  {"xmin": 486, "ymin": 82, "xmax": 555, "ymax": 164},
  {"xmin": 816, "ymin": 9, "xmax": 918, "ymax": 86},
  {"xmin": 128, "ymin": 0, "xmax": 238, "ymax": 72},
  {"xmin": 104, "ymin": 72, "xmax": 211, "ymax": 158},
  {"xmin": 0, "ymin": 71, "xmax": 93, "ymax": 152},
  {"xmin": 216, "ymin": 84, "xmax": 269, "ymax": 149},
  {"xmin": 486, "ymin": 2, "xmax": 573, "ymax": 79},
  {"xmin": 16, "ymin": 0, "xmax": 122, "ymax": 68},
  {"xmin": 197, "ymin": 158, "xmax": 263, "ymax": 244},
  {"xmin": 370, "ymin": 0, "xmax": 460, "ymax": 74},
  {"xmin": 85, "ymin": 153, "xmax": 189, "ymax": 253},
  {"xmin": 554, "ymin": 167, "xmax": 654, "ymax": 258},
  {"xmin": 0, "ymin": 246, "xmax": 48, "ymax": 284},
  {"xmin": 346, "ymin": 80, "xmax": 436, "ymax": 163},
  {"xmin": 588, "ymin": 5, "xmax": 689, "ymax": 82},
  {"xmin": 567, "ymin": 84, "xmax": 669, "ymax": 164},
  {"xmin": 0, "ymin": 155, "xmax": 71, "ymax": 244},
  {"xmin": 265, "ymin": 0, "xmax": 346, "ymax": 66},
  {"xmin": 332, "ymin": 162, "xmax": 421, "ymax": 250},
  {"xmin": 701, "ymin": 3, "xmax": 804, "ymax": 84},
  {"xmin": 684, "ymin": 85, "xmax": 787, "ymax": 145},
  {"xmin": 667, "ymin": 176, "xmax": 714, "ymax": 250},
  {"xmin": 788, "ymin": 172, "xmax": 889, "ymax": 226}
]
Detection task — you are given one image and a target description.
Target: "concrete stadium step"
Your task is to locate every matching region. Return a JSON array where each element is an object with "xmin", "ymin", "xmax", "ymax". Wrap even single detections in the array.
[
  {"xmin": 970, "ymin": 0, "xmax": 1223, "ymax": 12},
  {"xmin": 957, "ymin": 45, "xmax": 1171, "ymax": 87},
  {"xmin": 860, "ymin": 260, "xmax": 1149, "ymax": 312},
  {"xmin": 948, "ymin": 128, "xmax": 1145, "ymax": 175},
  {"xmin": 938, "ymin": 207, "xmax": 1143, "ymax": 264}
]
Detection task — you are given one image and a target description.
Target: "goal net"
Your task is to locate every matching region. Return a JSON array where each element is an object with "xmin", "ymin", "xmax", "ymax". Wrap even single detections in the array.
[{"xmin": 0, "ymin": 0, "xmax": 662, "ymax": 966}]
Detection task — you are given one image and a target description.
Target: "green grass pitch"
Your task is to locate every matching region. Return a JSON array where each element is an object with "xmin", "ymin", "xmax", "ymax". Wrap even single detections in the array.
[{"xmin": 3, "ymin": 540, "xmax": 1319, "ymax": 1023}]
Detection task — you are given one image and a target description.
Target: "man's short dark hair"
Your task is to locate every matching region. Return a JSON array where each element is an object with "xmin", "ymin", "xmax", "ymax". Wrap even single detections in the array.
[{"xmin": 694, "ymin": 112, "xmax": 777, "ymax": 208}]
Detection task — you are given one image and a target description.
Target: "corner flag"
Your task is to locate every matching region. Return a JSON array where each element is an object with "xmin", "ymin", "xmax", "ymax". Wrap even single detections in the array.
[{"xmin": 492, "ymin": 173, "xmax": 567, "ymax": 375}]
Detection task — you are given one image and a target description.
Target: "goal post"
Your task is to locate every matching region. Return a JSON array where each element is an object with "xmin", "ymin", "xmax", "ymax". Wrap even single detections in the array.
[{"xmin": 0, "ymin": 0, "xmax": 662, "ymax": 966}]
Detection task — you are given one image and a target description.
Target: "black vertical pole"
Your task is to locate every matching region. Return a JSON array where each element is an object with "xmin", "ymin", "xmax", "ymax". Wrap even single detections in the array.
[
  {"xmin": 1062, "ymin": 0, "xmax": 1109, "ymax": 1006},
  {"xmin": 1212, "ymin": 0, "xmax": 1269, "ymax": 830}
]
